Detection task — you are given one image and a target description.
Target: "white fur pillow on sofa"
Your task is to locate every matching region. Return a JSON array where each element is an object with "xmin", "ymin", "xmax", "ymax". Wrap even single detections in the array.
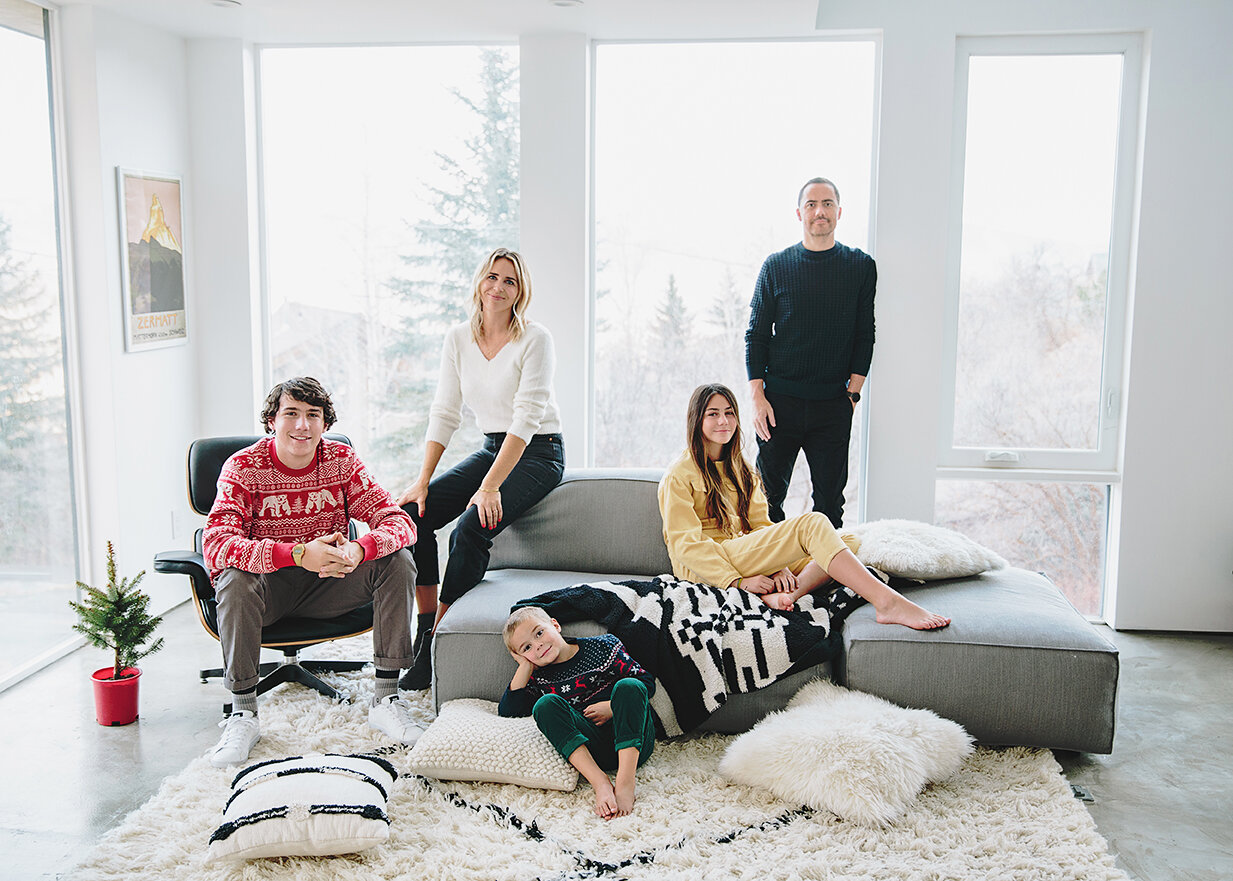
[
  {"xmin": 719, "ymin": 680, "xmax": 973, "ymax": 826},
  {"xmin": 847, "ymin": 518, "xmax": 1008, "ymax": 580}
]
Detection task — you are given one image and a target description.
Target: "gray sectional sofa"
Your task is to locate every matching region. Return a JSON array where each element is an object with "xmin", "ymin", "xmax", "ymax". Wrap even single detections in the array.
[{"xmin": 431, "ymin": 469, "xmax": 1119, "ymax": 754}]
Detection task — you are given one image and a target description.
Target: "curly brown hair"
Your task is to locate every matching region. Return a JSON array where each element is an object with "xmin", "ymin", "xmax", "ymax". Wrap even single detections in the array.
[{"xmin": 260, "ymin": 376, "xmax": 337, "ymax": 431}]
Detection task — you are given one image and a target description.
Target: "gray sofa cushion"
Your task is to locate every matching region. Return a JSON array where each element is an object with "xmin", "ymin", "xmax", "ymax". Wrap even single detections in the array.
[
  {"xmin": 486, "ymin": 469, "xmax": 671, "ymax": 576},
  {"xmin": 433, "ymin": 569, "xmax": 609, "ymax": 711},
  {"xmin": 836, "ymin": 568, "xmax": 1119, "ymax": 753}
]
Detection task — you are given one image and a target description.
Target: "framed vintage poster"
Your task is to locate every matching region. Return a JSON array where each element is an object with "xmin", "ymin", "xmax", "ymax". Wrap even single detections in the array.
[{"xmin": 117, "ymin": 168, "xmax": 188, "ymax": 351}]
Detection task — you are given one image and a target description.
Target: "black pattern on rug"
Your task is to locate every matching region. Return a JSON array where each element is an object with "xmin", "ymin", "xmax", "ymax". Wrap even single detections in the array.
[{"xmin": 409, "ymin": 772, "xmax": 815, "ymax": 881}]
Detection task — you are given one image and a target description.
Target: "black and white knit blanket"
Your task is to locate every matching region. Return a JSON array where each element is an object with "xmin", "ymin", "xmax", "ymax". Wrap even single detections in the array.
[{"xmin": 517, "ymin": 576, "xmax": 867, "ymax": 737}]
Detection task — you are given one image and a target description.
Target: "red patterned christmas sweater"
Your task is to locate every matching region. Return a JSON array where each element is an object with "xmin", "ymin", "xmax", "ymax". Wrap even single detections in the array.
[{"xmin": 202, "ymin": 437, "xmax": 415, "ymax": 582}]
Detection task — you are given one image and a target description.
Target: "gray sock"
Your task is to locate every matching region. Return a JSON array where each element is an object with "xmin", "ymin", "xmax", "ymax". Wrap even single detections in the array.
[
  {"xmin": 373, "ymin": 669, "xmax": 399, "ymax": 703},
  {"xmin": 232, "ymin": 689, "xmax": 257, "ymax": 715}
]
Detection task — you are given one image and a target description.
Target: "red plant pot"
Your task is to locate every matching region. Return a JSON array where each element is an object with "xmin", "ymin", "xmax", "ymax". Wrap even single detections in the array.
[{"xmin": 91, "ymin": 667, "xmax": 142, "ymax": 726}]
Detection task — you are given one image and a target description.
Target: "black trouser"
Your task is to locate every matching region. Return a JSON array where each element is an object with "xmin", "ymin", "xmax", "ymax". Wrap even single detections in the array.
[
  {"xmin": 406, "ymin": 432, "xmax": 564, "ymax": 605},
  {"xmin": 755, "ymin": 391, "xmax": 853, "ymax": 527}
]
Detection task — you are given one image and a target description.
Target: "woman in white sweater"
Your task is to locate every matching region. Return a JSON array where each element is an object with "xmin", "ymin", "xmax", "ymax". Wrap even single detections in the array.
[{"xmin": 396, "ymin": 247, "xmax": 565, "ymax": 689}]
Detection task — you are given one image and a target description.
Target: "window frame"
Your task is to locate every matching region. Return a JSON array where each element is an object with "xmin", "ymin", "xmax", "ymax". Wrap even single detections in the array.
[
  {"xmin": 0, "ymin": 2, "xmax": 87, "ymax": 690},
  {"xmin": 937, "ymin": 32, "xmax": 1144, "ymax": 477}
]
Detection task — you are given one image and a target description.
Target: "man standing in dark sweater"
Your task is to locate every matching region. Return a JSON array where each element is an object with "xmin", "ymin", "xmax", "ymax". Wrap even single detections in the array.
[{"xmin": 745, "ymin": 178, "xmax": 874, "ymax": 526}]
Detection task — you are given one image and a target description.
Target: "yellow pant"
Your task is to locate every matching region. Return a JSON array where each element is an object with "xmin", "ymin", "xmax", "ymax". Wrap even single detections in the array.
[{"xmin": 712, "ymin": 513, "xmax": 858, "ymax": 580}]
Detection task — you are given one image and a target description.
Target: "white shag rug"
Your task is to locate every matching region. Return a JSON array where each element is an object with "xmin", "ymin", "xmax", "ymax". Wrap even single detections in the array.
[{"xmin": 70, "ymin": 660, "xmax": 1129, "ymax": 881}]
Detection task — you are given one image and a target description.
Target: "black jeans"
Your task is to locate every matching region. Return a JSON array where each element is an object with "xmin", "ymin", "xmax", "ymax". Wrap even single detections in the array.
[
  {"xmin": 755, "ymin": 391, "xmax": 853, "ymax": 527},
  {"xmin": 407, "ymin": 433, "xmax": 564, "ymax": 605}
]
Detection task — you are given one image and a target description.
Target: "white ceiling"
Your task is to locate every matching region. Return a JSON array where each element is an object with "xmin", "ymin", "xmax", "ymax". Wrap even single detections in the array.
[{"xmin": 67, "ymin": 0, "xmax": 830, "ymax": 44}]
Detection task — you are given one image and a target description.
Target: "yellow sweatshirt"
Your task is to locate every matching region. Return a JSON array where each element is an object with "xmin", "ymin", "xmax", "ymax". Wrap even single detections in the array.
[{"xmin": 657, "ymin": 452, "xmax": 774, "ymax": 588}]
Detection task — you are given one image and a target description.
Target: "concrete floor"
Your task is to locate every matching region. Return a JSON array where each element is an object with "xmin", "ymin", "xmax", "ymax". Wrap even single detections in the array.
[{"xmin": 0, "ymin": 601, "xmax": 1229, "ymax": 880}]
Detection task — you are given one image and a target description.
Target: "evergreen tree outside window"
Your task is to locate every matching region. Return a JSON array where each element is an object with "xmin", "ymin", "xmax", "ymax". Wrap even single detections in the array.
[
  {"xmin": 593, "ymin": 40, "xmax": 876, "ymax": 519},
  {"xmin": 259, "ymin": 46, "xmax": 519, "ymax": 490}
]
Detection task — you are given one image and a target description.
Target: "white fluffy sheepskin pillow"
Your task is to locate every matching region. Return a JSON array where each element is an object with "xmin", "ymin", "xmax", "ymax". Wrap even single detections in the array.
[
  {"xmin": 406, "ymin": 698, "xmax": 578, "ymax": 791},
  {"xmin": 207, "ymin": 753, "xmax": 397, "ymax": 862},
  {"xmin": 719, "ymin": 680, "xmax": 973, "ymax": 826},
  {"xmin": 848, "ymin": 518, "xmax": 1008, "ymax": 580}
]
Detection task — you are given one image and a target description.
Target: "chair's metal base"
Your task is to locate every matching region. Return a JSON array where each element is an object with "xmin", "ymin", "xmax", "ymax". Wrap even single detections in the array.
[{"xmin": 202, "ymin": 649, "xmax": 370, "ymax": 714}]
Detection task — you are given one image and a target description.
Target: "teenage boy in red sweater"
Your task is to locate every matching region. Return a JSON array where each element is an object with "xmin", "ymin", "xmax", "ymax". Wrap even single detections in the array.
[{"xmin": 203, "ymin": 376, "xmax": 420, "ymax": 767}]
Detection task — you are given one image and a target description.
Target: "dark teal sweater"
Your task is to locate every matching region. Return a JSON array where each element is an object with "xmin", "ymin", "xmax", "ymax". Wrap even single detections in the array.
[{"xmin": 745, "ymin": 241, "xmax": 876, "ymax": 400}]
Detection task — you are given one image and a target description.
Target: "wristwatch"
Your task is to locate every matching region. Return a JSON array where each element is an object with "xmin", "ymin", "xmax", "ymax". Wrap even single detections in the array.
[
  {"xmin": 847, "ymin": 391, "xmax": 861, "ymax": 403},
  {"xmin": 291, "ymin": 543, "xmax": 306, "ymax": 568}
]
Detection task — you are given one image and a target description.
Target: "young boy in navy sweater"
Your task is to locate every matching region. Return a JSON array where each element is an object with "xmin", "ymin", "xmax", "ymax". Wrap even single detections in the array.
[{"xmin": 498, "ymin": 606, "xmax": 656, "ymax": 819}]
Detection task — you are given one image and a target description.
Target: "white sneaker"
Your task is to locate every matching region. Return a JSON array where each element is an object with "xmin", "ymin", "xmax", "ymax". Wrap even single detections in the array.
[
  {"xmin": 369, "ymin": 694, "xmax": 426, "ymax": 746},
  {"xmin": 209, "ymin": 710, "xmax": 260, "ymax": 768}
]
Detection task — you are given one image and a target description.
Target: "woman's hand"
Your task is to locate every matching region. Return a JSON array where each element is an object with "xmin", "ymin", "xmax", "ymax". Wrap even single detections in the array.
[
  {"xmin": 469, "ymin": 488, "xmax": 502, "ymax": 529},
  {"xmin": 771, "ymin": 567, "xmax": 798, "ymax": 593},
  {"xmin": 737, "ymin": 574, "xmax": 776, "ymax": 594},
  {"xmin": 395, "ymin": 478, "xmax": 429, "ymax": 515},
  {"xmin": 583, "ymin": 701, "xmax": 613, "ymax": 726}
]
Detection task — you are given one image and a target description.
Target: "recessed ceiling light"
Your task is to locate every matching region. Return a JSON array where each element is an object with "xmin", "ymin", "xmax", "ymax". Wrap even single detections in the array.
[
  {"xmin": 210, "ymin": 0, "xmax": 242, "ymax": 8},
  {"xmin": 549, "ymin": 0, "xmax": 584, "ymax": 7}
]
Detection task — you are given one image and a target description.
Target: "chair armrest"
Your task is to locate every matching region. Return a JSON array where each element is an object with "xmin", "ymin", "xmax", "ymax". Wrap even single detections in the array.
[{"xmin": 153, "ymin": 550, "xmax": 215, "ymax": 603}]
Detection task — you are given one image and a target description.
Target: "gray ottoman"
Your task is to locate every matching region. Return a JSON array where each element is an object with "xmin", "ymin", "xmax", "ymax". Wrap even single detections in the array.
[{"xmin": 836, "ymin": 568, "xmax": 1119, "ymax": 753}]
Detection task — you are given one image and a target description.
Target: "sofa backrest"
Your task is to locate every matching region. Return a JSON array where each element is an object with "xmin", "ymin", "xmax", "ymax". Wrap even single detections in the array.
[{"xmin": 487, "ymin": 468, "xmax": 672, "ymax": 576}]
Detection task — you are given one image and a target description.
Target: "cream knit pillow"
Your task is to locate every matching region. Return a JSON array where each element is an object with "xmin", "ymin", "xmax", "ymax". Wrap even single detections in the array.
[{"xmin": 407, "ymin": 699, "xmax": 578, "ymax": 791}]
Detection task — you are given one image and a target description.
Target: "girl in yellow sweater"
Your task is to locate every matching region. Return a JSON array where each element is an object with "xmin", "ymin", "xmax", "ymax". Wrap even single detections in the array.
[{"xmin": 658, "ymin": 383, "xmax": 949, "ymax": 630}]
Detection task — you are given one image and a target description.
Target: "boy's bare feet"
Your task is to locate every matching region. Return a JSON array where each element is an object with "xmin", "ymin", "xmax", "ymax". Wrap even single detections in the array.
[
  {"xmin": 614, "ymin": 767, "xmax": 637, "ymax": 816},
  {"xmin": 593, "ymin": 778, "xmax": 619, "ymax": 820},
  {"xmin": 875, "ymin": 593, "xmax": 950, "ymax": 630}
]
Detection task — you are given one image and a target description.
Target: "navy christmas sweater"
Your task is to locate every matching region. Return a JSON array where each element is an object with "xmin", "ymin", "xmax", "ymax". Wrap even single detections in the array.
[{"xmin": 497, "ymin": 634, "xmax": 656, "ymax": 717}]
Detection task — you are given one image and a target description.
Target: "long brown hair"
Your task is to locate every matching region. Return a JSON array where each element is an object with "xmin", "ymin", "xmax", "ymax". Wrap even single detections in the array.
[{"xmin": 686, "ymin": 383, "xmax": 758, "ymax": 535}]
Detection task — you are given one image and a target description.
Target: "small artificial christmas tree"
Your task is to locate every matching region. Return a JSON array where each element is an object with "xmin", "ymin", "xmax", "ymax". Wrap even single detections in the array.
[{"xmin": 69, "ymin": 541, "xmax": 164, "ymax": 680}]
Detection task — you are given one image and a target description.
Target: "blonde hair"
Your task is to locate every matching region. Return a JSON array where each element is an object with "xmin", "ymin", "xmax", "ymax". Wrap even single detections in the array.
[
  {"xmin": 470, "ymin": 247, "xmax": 532, "ymax": 344},
  {"xmin": 503, "ymin": 606, "xmax": 553, "ymax": 651}
]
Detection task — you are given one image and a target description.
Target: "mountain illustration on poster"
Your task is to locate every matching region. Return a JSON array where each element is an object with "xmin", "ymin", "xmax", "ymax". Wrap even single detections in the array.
[{"xmin": 127, "ymin": 193, "xmax": 184, "ymax": 314}]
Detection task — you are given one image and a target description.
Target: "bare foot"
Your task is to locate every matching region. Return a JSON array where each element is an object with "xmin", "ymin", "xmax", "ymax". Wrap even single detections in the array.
[
  {"xmin": 593, "ymin": 779, "xmax": 619, "ymax": 820},
  {"xmin": 875, "ymin": 594, "xmax": 951, "ymax": 630},
  {"xmin": 614, "ymin": 770, "xmax": 636, "ymax": 816},
  {"xmin": 761, "ymin": 592, "xmax": 795, "ymax": 611}
]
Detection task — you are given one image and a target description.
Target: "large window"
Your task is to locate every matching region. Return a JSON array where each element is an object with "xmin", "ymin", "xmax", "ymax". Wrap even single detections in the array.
[
  {"xmin": 0, "ymin": 2, "xmax": 80, "ymax": 687},
  {"xmin": 936, "ymin": 35, "xmax": 1143, "ymax": 617},
  {"xmin": 260, "ymin": 45, "xmax": 519, "ymax": 491},
  {"xmin": 592, "ymin": 40, "xmax": 876, "ymax": 520}
]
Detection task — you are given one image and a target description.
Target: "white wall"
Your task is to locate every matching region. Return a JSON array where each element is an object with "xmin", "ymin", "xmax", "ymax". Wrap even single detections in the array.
[
  {"xmin": 57, "ymin": 5, "xmax": 199, "ymax": 612},
  {"xmin": 519, "ymin": 32, "xmax": 591, "ymax": 465},
  {"xmin": 185, "ymin": 39, "xmax": 265, "ymax": 439},
  {"xmin": 56, "ymin": 0, "xmax": 1233, "ymax": 631}
]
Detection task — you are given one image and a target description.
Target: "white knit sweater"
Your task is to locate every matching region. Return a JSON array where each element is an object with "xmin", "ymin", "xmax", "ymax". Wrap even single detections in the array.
[{"xmin": 425, "ymin": 320, "xmax": 562, "ymax": 448}]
